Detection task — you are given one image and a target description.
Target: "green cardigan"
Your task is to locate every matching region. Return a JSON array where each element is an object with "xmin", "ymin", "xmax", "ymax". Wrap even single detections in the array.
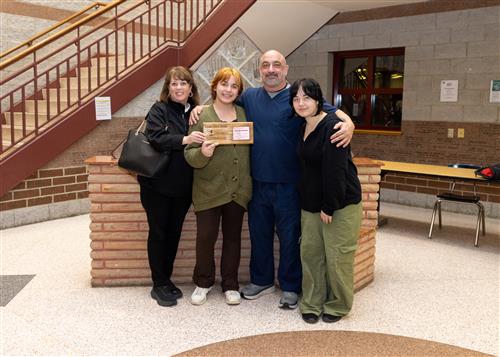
[{"xmin": 184, "ymin": 105, "xmax": 252, "ymax": 212}]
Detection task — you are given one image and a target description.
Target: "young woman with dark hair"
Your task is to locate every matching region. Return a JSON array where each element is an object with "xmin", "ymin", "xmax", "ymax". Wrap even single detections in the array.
[{"xmin": 290, "ymin": 78, "xmax": 362, "ymax": 324}]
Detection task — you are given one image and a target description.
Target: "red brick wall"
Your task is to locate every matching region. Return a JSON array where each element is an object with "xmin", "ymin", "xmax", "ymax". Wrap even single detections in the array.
[
  {"xmin": 0, "ymin": 166, "xmax": 88, "ymax": 211},
  {"xmin": 381, "ymin": 172, "xmax": 500, "ymax": 204},
  {"xmin": 87, "ymin": 156, "xmax": 380, "ymax": 290},
  {"xmin": 351, "ymin": 122, "xmax": 500, "ymax": 167}
]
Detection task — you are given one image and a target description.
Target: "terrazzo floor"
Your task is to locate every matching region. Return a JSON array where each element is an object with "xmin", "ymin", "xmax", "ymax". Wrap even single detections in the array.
[{"xmin": 1, "ymin": 203, "xmax": 499, "ymax": 356}]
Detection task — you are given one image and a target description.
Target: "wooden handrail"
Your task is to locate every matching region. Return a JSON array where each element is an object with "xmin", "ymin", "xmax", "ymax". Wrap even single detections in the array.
[
  {"xmin": 0, "ymin": 0, "xmax": 127, "ymax": 70},
  {"xmin": 0, "ymin": 2, "xmax": 108, "ymax": 60}
]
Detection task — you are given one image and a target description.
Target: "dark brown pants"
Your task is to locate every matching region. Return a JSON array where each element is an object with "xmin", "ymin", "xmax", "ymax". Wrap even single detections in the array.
[{"xmin": 193, "ymin": 201, "xmax": 245, "ymax": 292}]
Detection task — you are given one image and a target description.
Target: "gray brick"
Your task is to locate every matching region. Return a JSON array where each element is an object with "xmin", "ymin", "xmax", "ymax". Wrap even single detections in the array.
[
  {"xmin": 466, "ymin": 73, "xmax": 499, "ymax": 90},
  {"xmin": 306, "ymin": 53, "xmax": 327, "ymax": 66},
  {"xmin": 391, "ymin": 31, "xmax": 420, "ymax": 47},
  {"xmin": 352, "ymin": 20, "xmax": 382, "ymax": 36},
  {"xmin": 451, "ymin": 57, "xmax": 497, "ymax": 74},
  {"xmin": 451, "ymin": 25, "xmax": 485, "ymax": 43},
  {"xmin": 467, "ymin": 40, "xmax": 500, "ymax": 58},
  {"xmin": 302, "ymin": 40, "xmax": 318, "ymax": 54},
  {"xmin": 416, "ymin": 88, "xmax": 436, "ymax": 105},
  {"xmin": 339, "ymin": 36, "xmax": 364, "ymax": 51},
  {"xmin": 403, "ymin": 14, "xmax": 437, "ymax": 31},
  {"xmin": 420, "ymin": 29, "xmax": 450, "ymax": 45},
  {"xmin": 406, "ymin": 46, "xmax": 434, "ymax": 61},
  {"xmin": 317, "ymin": 38, "xmax": 339, "ymax": 52},
  {"xmin": 329, "ymin": 24, "xmax": 353, "ymax": 38},
  {"xmin": 403, "ymin": 105, "xmax": 431, "ymax": 121},
  {"xmin": 418, "ymin": 60, "xmax": 450, "ymax": 75},
  {"xmin": 363, "ymin": 33, "xmax": 391, "ymax": 50},
  {"xmin": 377, "ymin": 17, "xmax": 406, "ymax": 33},
  {"xmin": 402, "ymin": 91, "xmax": 417, "ymax": 106},
  {"xmin": 484, "ymin": 23, "xmax": 500, "ymax": 41},
  {"xmin": 436, "ymin": 10, "xmax": 469, "ymax": 29},
  {"xmin": 287, "ymin": 53, "xmax": 306, "ymax": 67},
  {"xmin": 467, "ymin": 6, "xmax": 500, "ymax": 25},
  {"xmin": 431, "ymin": 105, "xmax": 463, "ymax": 122},
  {"xmin": 457, "ymin": 89, "xmax": 482, "ymax": 106},
  {"xmin": 463, "ymin": 105, "xmax": 498, "ymax": 123},
  {"xmin": 404, "ymin": 75, "xmax": 432, "ymax": 91},
  {"xmin": 404, "ymin": 61, "xmax": 419, "ymax": 75},
  {"xmin": 434, "ymin": 43, "xmax": 467, "ymax": 59},
  {"xmin": 313, "ymin": 27, "xmax": 329, "ymax": 40}
]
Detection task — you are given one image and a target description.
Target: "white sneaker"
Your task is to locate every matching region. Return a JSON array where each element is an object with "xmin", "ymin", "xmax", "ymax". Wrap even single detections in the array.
[
  {"xmin": 224, "ymin": 290, "xmax": 241, "ymax": 305},
  {"xmin": 190, "ymin": 286, "xmax": 212, "ymax": 305}
]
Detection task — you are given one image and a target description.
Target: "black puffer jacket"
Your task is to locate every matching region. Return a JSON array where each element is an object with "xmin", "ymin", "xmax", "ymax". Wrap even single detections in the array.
[{"xmin": 137, "ymin": 99, "xmax": 193, "ymax": 197}]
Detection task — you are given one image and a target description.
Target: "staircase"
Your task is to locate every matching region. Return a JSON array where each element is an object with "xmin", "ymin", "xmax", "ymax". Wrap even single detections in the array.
[{"xmin": 0, "ymin": 0, "xmax": 256, "ymax": 197}]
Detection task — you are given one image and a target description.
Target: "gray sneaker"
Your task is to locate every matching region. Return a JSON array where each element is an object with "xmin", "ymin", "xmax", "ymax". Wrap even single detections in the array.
[
  {"xmin": 279, "ymin": 291, "xmax": 298, "ymax": 309},
  {"xmin": 240, "ymin": 283, "xmax": 275, "ymax": 300}
]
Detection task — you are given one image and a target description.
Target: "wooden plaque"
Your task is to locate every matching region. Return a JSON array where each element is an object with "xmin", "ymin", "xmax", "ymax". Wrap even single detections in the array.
[{"xmin": 203, "ymin": 121, "xmax": 253, "ymax": 145}]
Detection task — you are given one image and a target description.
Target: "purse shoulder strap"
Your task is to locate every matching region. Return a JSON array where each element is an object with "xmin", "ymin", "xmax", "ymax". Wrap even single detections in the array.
[{"xmin": 111, "ymin": 119, "xmax": 146, "ymax": 159}]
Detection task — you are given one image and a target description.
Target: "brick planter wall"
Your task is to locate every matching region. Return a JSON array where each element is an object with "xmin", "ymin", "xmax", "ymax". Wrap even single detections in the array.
[
  {"xmin": 0, "ymin": 166, "xmax": 88, "ymax": 211},
  {"xmin": 86, "ymin": 156, "xmax": 381, "ymax": 290}
]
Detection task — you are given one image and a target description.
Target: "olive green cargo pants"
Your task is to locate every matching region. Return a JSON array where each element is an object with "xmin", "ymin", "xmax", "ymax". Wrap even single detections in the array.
[{"xmin": 299, "ymin": 202, "xmax": 362, "ymax": 317}]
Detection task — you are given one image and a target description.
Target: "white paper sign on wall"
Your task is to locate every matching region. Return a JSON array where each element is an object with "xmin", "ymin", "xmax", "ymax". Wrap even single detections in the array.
[
  {"xmin": 440, "ymin": 80, "xmax": 458, "ymax": 102},
  {"xmin": 95, "ymin": 97, "xmax": 112, "ymax": 120}
]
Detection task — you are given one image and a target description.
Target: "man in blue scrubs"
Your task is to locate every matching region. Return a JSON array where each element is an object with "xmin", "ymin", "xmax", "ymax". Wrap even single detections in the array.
[{"xmin": 191, "ymin": 50, "xmax": 354, "ymax": 309}]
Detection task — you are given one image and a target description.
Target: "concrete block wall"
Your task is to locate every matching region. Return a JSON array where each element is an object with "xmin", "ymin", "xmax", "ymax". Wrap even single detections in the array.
[
  {"xmin": 86, "ymin": 156, "xmax": 380, "ymax": 290},
  {"xmin": 287, "ymin": 5, "xmax": 500, "ymax": 125},
  {"xmin": 286, "ymin": 3, "xmax": 500, "ymax": 215}
]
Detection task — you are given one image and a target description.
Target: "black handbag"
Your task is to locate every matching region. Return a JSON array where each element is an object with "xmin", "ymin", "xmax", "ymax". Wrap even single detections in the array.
[{"xmin": 113, "ymin": 120, "xmax": 170, "ymax": 178}]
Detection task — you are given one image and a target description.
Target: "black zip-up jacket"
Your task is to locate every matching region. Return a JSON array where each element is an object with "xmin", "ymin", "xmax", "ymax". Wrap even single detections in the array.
[{"xmin": 137, "ymin": 99, "xmax": 193, "ymax": 197}]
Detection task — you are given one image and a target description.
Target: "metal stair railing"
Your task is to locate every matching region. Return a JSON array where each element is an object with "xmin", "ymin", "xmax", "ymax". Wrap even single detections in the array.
[{"xmin": 0, "ymin": 0, "xmax": 223, "ymax": 155}]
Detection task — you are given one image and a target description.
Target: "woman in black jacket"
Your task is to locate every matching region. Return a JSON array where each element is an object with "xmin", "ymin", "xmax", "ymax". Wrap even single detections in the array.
[
  {"xmin": 138, "ymin": 66, "xmax": 205, "ymax": 307},
  {"xmin": 290, "ymin": 78, "xmax": 362, "ymax": 324}
]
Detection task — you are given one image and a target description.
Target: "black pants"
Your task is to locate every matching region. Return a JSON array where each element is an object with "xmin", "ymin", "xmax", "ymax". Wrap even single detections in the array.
[
  {"xmin": 193, "ymin": 201, "xmax": 245, "ymax": 292},
  {"xmin": 139, "ymin": 184, "xmax": 192, "ymax": 287}
]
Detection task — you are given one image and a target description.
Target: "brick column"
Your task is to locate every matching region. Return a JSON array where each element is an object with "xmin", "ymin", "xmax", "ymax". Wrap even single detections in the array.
[{"xmin": 86, "ymin": 156, "xmax": 381, "ymax": 290}]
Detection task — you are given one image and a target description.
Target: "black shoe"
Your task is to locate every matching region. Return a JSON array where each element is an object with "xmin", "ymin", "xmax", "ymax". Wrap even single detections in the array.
[
  {"xmin": 302, "ymin": 313, "xmax": 319, "ymax": 324},
  {"xmin": 166, "ymin": 281, "xmax": 183, "ymax": 299},
  {"xmin": 322, "ymin": 313, "xmax": 342, "ymax": 323},
  {"xmin": 151, "ymin": 286, "xmax": 177, "ymax": 307}
]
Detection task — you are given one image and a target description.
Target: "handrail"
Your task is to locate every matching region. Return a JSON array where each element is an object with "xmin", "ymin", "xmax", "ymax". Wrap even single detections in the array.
[
  {"xmin": 0, "ymin": 0, "xmax": 127, "ymax": 70},
  {"xmin": 0, "ymin": 2, "xmax": 108, "ymax": 60}
]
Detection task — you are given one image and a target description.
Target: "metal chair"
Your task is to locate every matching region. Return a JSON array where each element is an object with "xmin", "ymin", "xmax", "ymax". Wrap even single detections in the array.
[{"xmin": 428, "ymin": 164, "xmax": 486, "ymax": 247}]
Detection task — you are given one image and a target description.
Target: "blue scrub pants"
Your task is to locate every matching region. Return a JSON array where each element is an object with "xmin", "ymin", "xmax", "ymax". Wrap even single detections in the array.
[{"xmin": 247, "ymin": 180, "xmax": 302, "ymax": 293}]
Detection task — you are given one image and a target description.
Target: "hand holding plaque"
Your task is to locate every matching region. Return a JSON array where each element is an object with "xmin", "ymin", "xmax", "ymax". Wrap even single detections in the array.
[{"xmin": 203, "ymin": 121, "xmax": 253, "ymax": 145}]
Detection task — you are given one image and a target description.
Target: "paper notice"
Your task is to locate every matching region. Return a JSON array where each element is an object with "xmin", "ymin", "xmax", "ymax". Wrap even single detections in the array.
[{"xmin": 95, "ymin": 97, "xmax": 112, "ymax": 120}]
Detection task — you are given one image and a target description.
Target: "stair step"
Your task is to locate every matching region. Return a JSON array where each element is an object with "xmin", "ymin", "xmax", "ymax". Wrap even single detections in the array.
[
  {"xmin": 78, "ymin": 66, "xmax": 122, "ymax": 79},
  {"xmin": 60, "ymin": 77, "xmax": 101, "ymax": 89},
  {"xmin": 42, "ymin": 88, "xmax": 90, "ymax": 100},
  {"xmin": 24, "ymin": 99, "xmax": 69, "ymax": 113},
  {"xmin": 3, "ymin": 112, "xmax": 51, "ymax": 126},
  {"xmin": 91, "ymin": 55, "xmax": 130, "ymax": 68},
  {"xmin": 2, "ymin": 125, "xmax": 35, "ymax": 142}
]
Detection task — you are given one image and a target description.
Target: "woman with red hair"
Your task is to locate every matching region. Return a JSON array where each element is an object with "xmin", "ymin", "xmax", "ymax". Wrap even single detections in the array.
[{"xmin": 185, "ymin": 67, "xmax": 252, "ymax": 306}]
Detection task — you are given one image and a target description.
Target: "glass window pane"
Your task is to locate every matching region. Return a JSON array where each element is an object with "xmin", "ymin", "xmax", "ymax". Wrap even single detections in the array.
[
  {"xmin": 374, "ymin": 55, "xmax": 404, "ymax": 88},
  {"xmin": 338, "ymin": 94, "xmax": 367, "ymax": 126},
  {"xmin": 340, "ymin": 57, "xmax": 368, "ymax": 89},
  {"xmin": 371, "ymin": 94, "xmax": 402, "ymax": 128}
]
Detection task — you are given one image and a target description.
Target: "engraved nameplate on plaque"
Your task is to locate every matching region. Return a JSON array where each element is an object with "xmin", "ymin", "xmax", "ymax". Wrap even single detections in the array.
[{"xmin": 203, "ymin": 122, "xmax": 253, "ymax": 145}]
